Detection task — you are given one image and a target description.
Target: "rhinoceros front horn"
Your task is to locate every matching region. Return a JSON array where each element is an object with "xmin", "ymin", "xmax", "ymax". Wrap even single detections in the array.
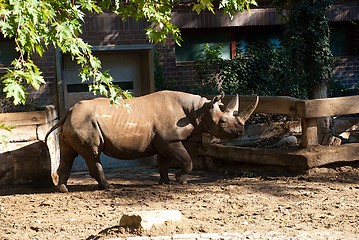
[{"xmin": 236, "ymin": 96, "xmax": 259, "ymax": 125}]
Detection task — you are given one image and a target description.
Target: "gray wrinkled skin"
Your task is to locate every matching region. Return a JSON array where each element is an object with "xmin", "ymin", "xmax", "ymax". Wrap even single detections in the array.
[{"xmin": 45, "ymin": 90, "xmax": 258, "ymax": 192}]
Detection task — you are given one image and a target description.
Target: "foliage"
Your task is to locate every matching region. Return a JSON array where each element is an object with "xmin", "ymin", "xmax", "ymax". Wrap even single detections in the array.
[
  {"xmin": 273, "ymin": 0, "xmax": 334, "ymax": 98},
  {"xmin": 193, "ymin": 40, "xmax": 308, "ymax": 98},
  {"xmin": 0, "ymin": 0, "xmax": 257, "ymax": 107},
  {"xmin": 194, "ymin": 0, "xmax": 336, "ymax": 99},
  {"xmin": 0, "ymin": 0, "xmax": 122, "ymax": 105},
  {"xmin": 192, "ymin": 44, "xmax": 224, "ymax": 95},
  {"xmin": 192, "ymin": 0, "xmax": 257, "ymax": 17}
]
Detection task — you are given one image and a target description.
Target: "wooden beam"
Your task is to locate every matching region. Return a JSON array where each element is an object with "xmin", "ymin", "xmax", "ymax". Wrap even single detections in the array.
[
  {"xmin": 301, "ymin": 95, "xmax": 359, "ymax": 118},
  {"xmin": 0, "ymin": 125, "xmax": 37, "ymax": 142},
  {"xmin": 198, "ymin": 143, "xmax": 359, "ymax": 169},
  {"xmin": 298, "ymin": 143, "xmax": 359, "ymax": 168},
  {"xmin": 206, "ymin": 95, "xmax": 301, "ymax": 115},
  {"xmin": 207, "ymin": 95, "xmax": 359, "ymax": 118},
  {"xmin": 198, "ymin": 143, "xmax": 309, "ymax": 169},
  {"xmin": 243, "ymin": 96, "xmax": 299, "ymax": 115},
  {"xmin": 0, "ymin": 111, "xmax": 48, "ymax": 126}
]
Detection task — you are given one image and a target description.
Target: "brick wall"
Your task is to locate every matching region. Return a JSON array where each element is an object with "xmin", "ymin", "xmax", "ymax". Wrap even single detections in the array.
[
  {"xmin": 30, "ymin": 13, "xmax": 155, "ymax": 108},
  {"xmin": 0, "ymin": 47, "xmax": 57, "ymax": 110},
  {"xmin": 333, "ymin": 56, "xmax": 359, "ymax": 89},
  {"xmin": 333, "ymin": 23, "xmax": 359, "ymax": 89},
  {"xmin": 16, "ymin": 3, "xmax": 359, "ymax": 108},
  {"xmin": 82, "ymin": 13, "xmax": 151, "ymax": 46},
  {"xmin": 32, "ymin": 47, "xmax": 57, "ymax": 107}
]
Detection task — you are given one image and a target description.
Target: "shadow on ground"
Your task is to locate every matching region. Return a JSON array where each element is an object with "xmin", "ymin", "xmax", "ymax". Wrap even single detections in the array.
[{"xmin": 1, "ymin": 164, "xmax": 359, "ymax": 197}]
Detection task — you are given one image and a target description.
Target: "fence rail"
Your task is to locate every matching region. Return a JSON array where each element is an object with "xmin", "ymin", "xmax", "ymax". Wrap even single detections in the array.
[{"xmin": 207, "ymin": 95, "xmax": 359, "ymax": 147}]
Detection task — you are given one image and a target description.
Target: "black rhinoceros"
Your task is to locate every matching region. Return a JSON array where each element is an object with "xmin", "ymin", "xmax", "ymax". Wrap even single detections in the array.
[{"xmin": 45, "ymin": 90, "xmax": 258, "ymax": 192}]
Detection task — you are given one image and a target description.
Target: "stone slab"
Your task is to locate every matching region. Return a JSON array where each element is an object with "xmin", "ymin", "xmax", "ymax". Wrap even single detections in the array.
[{"xmin": 120, "ymin": 210, "xmax": 182, "ymax": 230}]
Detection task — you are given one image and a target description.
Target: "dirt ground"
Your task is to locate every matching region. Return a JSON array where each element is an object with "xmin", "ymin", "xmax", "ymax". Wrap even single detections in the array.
[{"xmin": 0, "ymin": 165, "xmax": 359, "ymax": 240}]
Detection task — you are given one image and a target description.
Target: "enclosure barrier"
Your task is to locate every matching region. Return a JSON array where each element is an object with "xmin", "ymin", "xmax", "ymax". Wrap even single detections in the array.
[
  {"xmin": 0, "ymin": 106, "xmax": 59, "ymax": 186},
  {"xmin": 198, "ymin": 95, "xmax": 359, "ymax": 169}
]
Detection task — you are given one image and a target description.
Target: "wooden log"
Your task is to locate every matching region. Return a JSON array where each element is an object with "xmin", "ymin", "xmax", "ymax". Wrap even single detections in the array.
[
  {"xmin": 0, "ymin": 125, "xmax": 37, "ymax": 142},
  {"xmin": 205, "ymin": 95, "xmax": 301, "ymax": 115},
  {"xmin": 248, "ymin": 96, "xmax": 299, "ymax": 115},
  {"xmin": 198, "ymin": 143, "xmax": 359, "ymax": 169},
  {"xmin": 198, "ymin": 143, "xmax": 309, "ymax": 169},
  {"xmin": 298, "ymin": 143, "xmax": 359, "ymax": 168},
  {"xmin": 301, "ymin": 118, "xmax": 318, "ymax": 147},
  {"xmin": 207, "ymin": 95, "xmax": 359, "ymax": 119},
  {"xmin": 0, "ymin": 111, "xmax": 48, "ymax": 126},
  {"xmin": 300, "ymin": 95, "xmax": 359, "ymax": 118},
  {"xmin": 0, "ymin": 141, "xmax": 52, "ymax": 185}
]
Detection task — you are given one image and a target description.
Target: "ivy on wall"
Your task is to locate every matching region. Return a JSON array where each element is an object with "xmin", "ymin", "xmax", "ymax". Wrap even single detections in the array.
[
  {"xmin": 193, "ymin": 40, "xmax": 309, "ymax": 98},
  {"xmin": 273, "ymin": 0, "xmax": 334, "ymax": 98},
  {"xmin": 192, "ymin": 0, "xmax": 336, "ymax": 99}
]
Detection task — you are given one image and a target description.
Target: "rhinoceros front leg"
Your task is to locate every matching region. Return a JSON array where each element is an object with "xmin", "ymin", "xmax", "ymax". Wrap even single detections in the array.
[
  {"xmin": 157, "ymin": 154, "xmax": 172, "ymax": 184},
  {"xmin": 156, "ymin": 141, "xmax": 193, "ymax": 185}
]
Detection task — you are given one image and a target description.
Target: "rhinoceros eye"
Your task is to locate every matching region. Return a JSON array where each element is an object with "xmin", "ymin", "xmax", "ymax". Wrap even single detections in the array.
[{"xmin": 219, "ymin": 117, "xmax": 229, "ymax": 127}]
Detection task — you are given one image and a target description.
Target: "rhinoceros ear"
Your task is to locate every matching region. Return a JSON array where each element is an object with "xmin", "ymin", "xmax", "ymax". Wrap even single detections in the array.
[
  {"xmin": 236, "ymin": 96, "xmax": 259, "ymax": 125},
  {"xmin": 210, "ymin": 92, "xmax": 225, "ymax": 107},
  {"xmin": 225, "ymin": 94, "xmax": 239, "ymax": 114}
]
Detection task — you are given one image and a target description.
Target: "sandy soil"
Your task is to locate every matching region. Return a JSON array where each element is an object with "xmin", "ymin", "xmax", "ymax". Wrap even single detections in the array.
[{"xmin": 0, "ymin": 166, "xmax": 358, "ymax": 240}]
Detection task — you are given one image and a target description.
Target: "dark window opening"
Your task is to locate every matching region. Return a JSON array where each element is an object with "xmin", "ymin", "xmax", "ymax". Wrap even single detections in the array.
[
  {"xmin": 0, "ymin": 38, "xmax": 18, "ymax": 68},
  {"xmin": 330, "ymin": 24, "xmax": 351, "ymax": 56},
  {"xmin": 175, "ymin": 30, "xmax": 231, "ymax": 62},
  {"xmin": 67, "ymin": 82, "xmax": 134, "ymax": 93}
]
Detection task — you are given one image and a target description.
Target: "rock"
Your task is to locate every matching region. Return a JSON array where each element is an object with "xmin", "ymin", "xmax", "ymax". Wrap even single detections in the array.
[
  {"xmin": 119, "ymin": 210, "xmax": 182, "ymax": 230},
  {"xmin": 277, "ymin": 136, "xmax": 298, "ymax": 148}
]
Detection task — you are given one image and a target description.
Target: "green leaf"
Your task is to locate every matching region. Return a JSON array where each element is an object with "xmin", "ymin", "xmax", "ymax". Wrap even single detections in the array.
[{"xmin": 3, "ymin": 80, "xmax": 27, "ymax": 105}]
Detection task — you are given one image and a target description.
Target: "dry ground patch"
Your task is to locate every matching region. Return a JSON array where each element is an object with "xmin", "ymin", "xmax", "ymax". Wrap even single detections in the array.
[{"xmin": 0, "ymin": 167, "xmax": 358, "ymax": 239}]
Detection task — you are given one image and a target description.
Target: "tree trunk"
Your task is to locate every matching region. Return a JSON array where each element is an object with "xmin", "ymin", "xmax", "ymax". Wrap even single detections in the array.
[{"xmin": 310, "ymin": 83, "xmax": 341, "ymax": 146}]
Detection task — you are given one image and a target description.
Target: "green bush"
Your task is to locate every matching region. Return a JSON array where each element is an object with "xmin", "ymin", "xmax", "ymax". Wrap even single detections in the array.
[{"xmin": 193, "ymin": 40, "xmax": 309, "ymax": 98}]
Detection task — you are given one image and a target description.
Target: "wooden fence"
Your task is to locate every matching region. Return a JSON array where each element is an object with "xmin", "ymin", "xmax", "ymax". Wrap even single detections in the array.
[
  {"xmin": 199, "ymin": 95, "xmax": 359, "ymax": 169},
  {"xmin": 0, "ymin": 106, "xmax": 59, "ymax": 185}
]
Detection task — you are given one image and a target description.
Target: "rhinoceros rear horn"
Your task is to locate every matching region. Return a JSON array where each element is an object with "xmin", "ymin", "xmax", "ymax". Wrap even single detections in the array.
[
  {"xmin": 225, "ymin": 94, "xmax": 239, "ymax": 113},
  {"xmin": 237, "ymin": 96, "xmax": 259, "ymax": 125}
]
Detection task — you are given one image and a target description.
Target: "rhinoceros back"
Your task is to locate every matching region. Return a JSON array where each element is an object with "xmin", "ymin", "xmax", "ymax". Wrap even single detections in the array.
[{"xmin": 61, "ymin": 91, "xmax": 204, "ymax": 160}]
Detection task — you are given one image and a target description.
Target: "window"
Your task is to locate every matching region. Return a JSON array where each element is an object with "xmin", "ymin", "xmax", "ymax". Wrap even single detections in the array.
[
  {"xmin": 0, "ymin": 38, "xmax": 18, "ymax": 68},
  {"xmin": 330, "ymin": 25, "xmax": 351, "ymax": 56},
  {"xmin": 175, "ymin": 31, "xmax": 231, "ymax": 62},
  {"xmin": 235, "ymin": 26, "xmax": 282, "ymax": 55}
]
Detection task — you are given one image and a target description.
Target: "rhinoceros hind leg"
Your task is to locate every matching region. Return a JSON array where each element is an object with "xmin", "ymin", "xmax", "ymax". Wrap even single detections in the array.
[
  {"xmin": 175, "ymin": 172, "xmax": 188, "ymax": 185},
  {"xmin": 57, "ymin": 184, "xmax": 69, "ymax": 193},
  {"xmin": 57, "ymin": 137, "xmax": 78, "ymax": 193},
  {"xmin": 82, "ymin": 153, "xmax": 112, "ymax": 190},
  {"xmin": 156, "ymin": 141, "xmax": 192, "ymax": 185}
]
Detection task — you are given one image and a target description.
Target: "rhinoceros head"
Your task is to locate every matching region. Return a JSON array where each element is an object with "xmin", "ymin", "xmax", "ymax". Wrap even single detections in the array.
[{"xmin": 202, "ymin": 93, "xmax": 259, "ymax": 139}]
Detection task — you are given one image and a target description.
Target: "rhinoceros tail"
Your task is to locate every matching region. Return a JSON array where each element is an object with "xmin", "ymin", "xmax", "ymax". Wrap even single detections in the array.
[{"xmin": 44, "ymin": 112, "xmax": 68, "ymax": 143}]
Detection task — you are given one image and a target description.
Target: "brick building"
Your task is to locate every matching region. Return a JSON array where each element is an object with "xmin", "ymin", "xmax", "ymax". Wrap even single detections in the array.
[{"xmin": 1, "ymin": 0, "xmax": 359, "ymax": 113}]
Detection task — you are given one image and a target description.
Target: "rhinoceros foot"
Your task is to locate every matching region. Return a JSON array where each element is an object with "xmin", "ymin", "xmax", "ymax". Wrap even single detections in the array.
[
  {"xmin": 175, "ymin": 172, "xmax": 188, "ymax": 185},
  {"xmin": 98, "ymin": 183, "xmax": 114, "ymax": 190},
  {"xmin": 57, "ymin": 184, "xmax": 69, "ymax": 193},
  {"xmin": 159, "ymin": 178, "xmax": 173, "ymax": 185}
]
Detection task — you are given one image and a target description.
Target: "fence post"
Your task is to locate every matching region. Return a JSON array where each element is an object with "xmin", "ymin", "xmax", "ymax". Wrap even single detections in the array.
[{"xmin": 301, "ymin": 118, "xmax": 318, "ymax": 147}]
